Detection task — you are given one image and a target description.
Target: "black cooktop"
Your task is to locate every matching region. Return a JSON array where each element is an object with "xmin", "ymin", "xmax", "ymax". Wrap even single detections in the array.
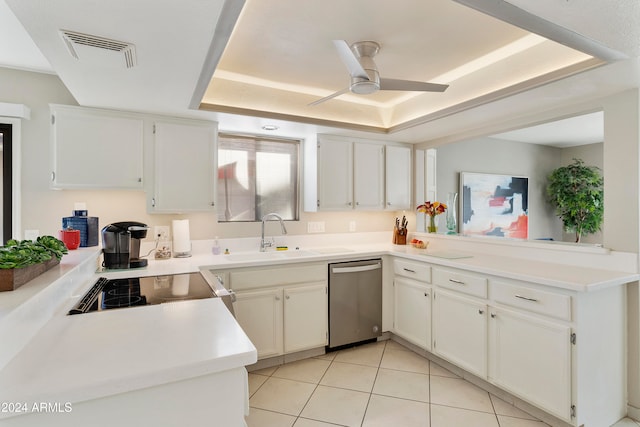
[{"xmin": 68, "ymin": 273, "xmax": 215, "ymax": 315}]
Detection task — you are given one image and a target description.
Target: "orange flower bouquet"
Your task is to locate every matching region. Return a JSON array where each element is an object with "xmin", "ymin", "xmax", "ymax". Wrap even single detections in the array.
[{"xmin": 417, "ymin": 201, "xmax": 447, "ymax": 233}]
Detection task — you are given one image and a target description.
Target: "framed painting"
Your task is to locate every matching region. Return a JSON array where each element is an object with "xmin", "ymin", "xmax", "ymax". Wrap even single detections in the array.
[{"xmin": 460, "ymin": 172, "xmax": 529, "ymax": 239}]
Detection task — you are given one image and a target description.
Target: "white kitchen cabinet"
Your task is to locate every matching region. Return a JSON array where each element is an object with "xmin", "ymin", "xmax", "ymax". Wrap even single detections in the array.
[
  {"xmin": 50, "ymin": 104, "xmax": 144, "ymax": 189},
  {"xmin": 394, "ymin": 277, "xmax": 431, "ymax": 350},
  {"xmin": 283, "ymin": 283, "xmax": 328, "ymax": 353},
  {"xmin": 150, "ymin": 120, "xmax": 217, "ymax": 213},
  {"xmin": 229, "ymin": 263, "xmax": 328, "ymax": 359},
  {"xmin": 385, "ymin": 145, "xmax": 412, "ymax": 210},
  {"xmin": 432, "ymin": 288, "xmax": 487, "ymax": 378},
  {"xmin": 234, "ymin": 283, "xmax": 327, "ymax": 358},
  {"xmin": 354, "ymin": 142, "xmax": 385, "ymax": 210},
  {"xmin": 314, "ymin": 135, "xmax": 411, "ymax": 211},
  {"xmin": 233, "ymin": 288, "xmax": 283, "ymax": 359},
  {"xmin": 317, "ymin": 137, "xmax": 353, "ymax": 210},
  {"xmin": 489, "ymin": 306, "xmax": 572, "ymax": 421}
]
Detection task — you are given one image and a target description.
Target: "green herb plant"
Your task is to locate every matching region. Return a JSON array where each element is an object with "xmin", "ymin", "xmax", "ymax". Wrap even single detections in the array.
[
  {"xmin": 546, "ymin": 158, "xmax": 604, "ymax": 243},
  {"xmin": 0, "ymin": 236, "xmax": 68, "ymax": 269}
]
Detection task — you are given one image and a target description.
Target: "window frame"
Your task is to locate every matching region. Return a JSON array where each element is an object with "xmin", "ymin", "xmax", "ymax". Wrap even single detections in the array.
[{"xmin": 217, "ymin": 132, "xmax": 301, "ymax": 222}]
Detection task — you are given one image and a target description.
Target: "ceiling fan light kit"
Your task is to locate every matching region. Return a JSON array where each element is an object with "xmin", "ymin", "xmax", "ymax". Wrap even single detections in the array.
[{"xmin": 309, "ymin": 39, "xmax": 449, "ymax": 106}]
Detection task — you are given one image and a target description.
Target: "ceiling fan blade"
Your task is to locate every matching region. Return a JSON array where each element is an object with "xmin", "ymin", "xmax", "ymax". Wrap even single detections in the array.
[
  {"xmin": 333, "ymin": 40, "xmax": 369, "ymax": 80},
  {"xmin": 308, "ymin": 87, "xmax": 350, "ymax": 106},
  {"xmin": 380, "ymin": 78, "xmax": 449, "ymax": 92}
]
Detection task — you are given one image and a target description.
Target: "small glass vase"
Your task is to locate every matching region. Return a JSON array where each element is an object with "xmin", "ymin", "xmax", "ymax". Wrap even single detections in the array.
[
  {"xmin": 427, "ymin": 215, "xmax": 437, "ymax": 233},
  {"xmin": 446, "ymin": 192, "xmax": 458, "ymax": 234}
]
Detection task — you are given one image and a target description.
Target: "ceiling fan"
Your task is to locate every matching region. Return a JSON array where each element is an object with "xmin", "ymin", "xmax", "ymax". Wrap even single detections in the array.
[{"xmin": 309, "ymin": 40, "xmax": 449, "ymax": 106}]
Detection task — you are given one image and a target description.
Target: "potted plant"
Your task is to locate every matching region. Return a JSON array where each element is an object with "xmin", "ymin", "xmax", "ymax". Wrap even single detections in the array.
[
  {"xmin": 546, "ymin": 158, "xmax": 603, "ymax": 243},
  {"xmin": 0, "ymin": 236, "xmax": 68, "ymax": 291}
]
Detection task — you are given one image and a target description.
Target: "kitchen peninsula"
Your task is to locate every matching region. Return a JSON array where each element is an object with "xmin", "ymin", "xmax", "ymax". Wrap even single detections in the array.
[{"xmin": 0, "ymin": 232, "xmax": 637, "ymax": 427}]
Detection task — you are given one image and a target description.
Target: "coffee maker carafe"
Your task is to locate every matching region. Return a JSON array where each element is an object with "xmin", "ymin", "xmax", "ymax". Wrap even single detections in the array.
[{"xmin": 102, "ymin": 221, "xmax": 149, "ymax": 269}]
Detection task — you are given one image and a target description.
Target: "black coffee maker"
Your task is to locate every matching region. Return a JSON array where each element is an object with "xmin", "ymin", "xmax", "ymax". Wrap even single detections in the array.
[{"xmin": 102, "ymin": 221, "xmax": 149, "ymax": 269}]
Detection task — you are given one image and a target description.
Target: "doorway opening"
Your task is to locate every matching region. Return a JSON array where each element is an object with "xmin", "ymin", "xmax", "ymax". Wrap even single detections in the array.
[{"xmin": 0, "ymin": 124, "xmax": 12, "ymax": 244}]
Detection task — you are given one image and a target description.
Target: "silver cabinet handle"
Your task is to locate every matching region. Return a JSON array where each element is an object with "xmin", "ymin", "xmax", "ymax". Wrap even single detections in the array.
[
  {"xmin": 403, "ymin": 268, "xmax": 416, "ymax": 273},
  {"xmin": 491, "ymin": 313, "xmax": 497, "ymax": 318},
  {"xmin": 424, "ymin": 292, "xmax": 429, "ymax": 297},
  {"xmin": 478, "ymin": 309, "xmax": 484, "ymax": 314},
  {"xmin": 515, "ymin": 294, "xmax": 538, "ymax": 302},
  {"xmin": 449, "ymin": 278, "xmax": 465, "ymax": 285},
  {"xmin": 285, "ymin": 295, "xmax": 290, "ymax": 300},
  {"xmin": 275, "ymin": 296, "xmax": 281, "ymax": 301}
]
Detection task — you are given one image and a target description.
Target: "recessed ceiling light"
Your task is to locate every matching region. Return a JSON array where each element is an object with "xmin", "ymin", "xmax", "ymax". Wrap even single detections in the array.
[{"xmin": 262, "ymin": 124, "xmax": 279, "ymax": 131}]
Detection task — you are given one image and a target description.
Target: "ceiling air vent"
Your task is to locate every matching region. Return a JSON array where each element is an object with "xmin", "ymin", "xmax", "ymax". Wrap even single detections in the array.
[{"xmin": 60, "ymin": 30, "xmax": 137, "ymax": 69}]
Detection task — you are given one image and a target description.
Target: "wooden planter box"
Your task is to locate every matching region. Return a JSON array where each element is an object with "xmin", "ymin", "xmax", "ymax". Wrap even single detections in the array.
[{"xmin": 0, "ymin": 258, "xmax": 60, "ymax": 292}]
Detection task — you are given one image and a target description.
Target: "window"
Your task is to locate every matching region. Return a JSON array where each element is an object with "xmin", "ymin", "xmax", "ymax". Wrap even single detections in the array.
[{"xmin": 217, "ymin": 133, "xmax": 299, "ymax": 222}]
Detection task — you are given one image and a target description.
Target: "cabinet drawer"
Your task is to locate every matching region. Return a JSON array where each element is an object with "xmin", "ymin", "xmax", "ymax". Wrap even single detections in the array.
[
  {"xmin": 433, "ymin": 268, "xmax": 487, "ymax": 298},
  {"xmin": 230, "ymin": 264, "xmax": 326, "ymax": 291},
  {"xmin": 491, "ymin": 281, "xmax": 571, "ymax": 321},
  {"xmin": 394, "ymin": 259, "xmax": 431, "ymax": 282}
]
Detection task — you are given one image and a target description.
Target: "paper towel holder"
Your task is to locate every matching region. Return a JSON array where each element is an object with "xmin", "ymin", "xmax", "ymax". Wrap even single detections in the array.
[
  {"xmin": 172, "ymin": 219, "xmax": 192, "ymax": 258},
  {"xmin": 173, "ymin": 245, "xmax": 192, "ymax": 258}
]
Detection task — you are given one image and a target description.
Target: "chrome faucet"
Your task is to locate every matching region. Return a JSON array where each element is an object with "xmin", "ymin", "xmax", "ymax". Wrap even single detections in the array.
[{"xmin": 260, "ymin": 213, "xmax": 287, "ymax": 251}]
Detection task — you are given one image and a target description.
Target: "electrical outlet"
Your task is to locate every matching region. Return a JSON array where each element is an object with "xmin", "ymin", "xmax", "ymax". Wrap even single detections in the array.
[
  {"xmin": 349, "ymin": 221, "xmax": 356, "ymax": 232},
  {"xmin": 154, "ymin": 225, "xmax": 170, "ymax": 240},
  {"xmin": 307, "ymin": 221, "xmax": 325, "ymax": 233}
]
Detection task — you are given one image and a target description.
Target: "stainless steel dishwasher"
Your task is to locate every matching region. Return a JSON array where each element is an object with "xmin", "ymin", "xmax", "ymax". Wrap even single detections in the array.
[{"xmin": 328, "ymin": 259, "xmax": 382, "ymax": 349}]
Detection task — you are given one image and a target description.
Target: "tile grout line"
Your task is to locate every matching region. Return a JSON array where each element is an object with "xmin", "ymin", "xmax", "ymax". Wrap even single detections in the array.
[
  {"xmin": 295, "ymin": 356, "xmax": 331, "ymax": 426},
  {"xmin": 359, "ymin": 340, "xmax": 387, "ymax": 426},
  {"xmin": 489, "ymin": 391, "xmax": 502, "ymax": 427},
  {"xmin": 429, "ymin": 357, "xmax": 433, "ymax": 427}
]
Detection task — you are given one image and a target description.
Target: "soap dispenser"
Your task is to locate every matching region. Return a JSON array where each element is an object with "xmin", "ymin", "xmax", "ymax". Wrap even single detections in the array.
[{"xmin": 212, "ymin": 237, "xmax": 222, "ymax": 255}]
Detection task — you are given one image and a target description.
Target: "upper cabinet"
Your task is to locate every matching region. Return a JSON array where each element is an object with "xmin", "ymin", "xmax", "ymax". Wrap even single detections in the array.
[
  {"xmin": 354, "ymin": 142, "xmax": 385, "ymax": 210},
  {"xmin": 385, "ymin": 145, "xmax": 412, "ymax": 210},
  {"xmin": 310, "ymin": 135, "xmax": 412, "ymax": 212},
  {"xmin": 50, "ymin": 104, "xmax": 144, "ymax": 189},
  {"xmin": 50, "ymin": 104, "xmax": 219, "ymax": 214},
  {"xmin": 148, "ymin": 120, "xmax": 217, "ymax": 213},
  {"xmin": 316, "ymin": 137, "xmax": 353, "ymax": 210}
]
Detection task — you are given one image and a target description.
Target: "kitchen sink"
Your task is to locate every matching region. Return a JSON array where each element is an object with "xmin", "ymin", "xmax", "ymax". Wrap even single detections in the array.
[{"xmin": 225, "ymin": 250, "xmax": 318, "ymax": 262}]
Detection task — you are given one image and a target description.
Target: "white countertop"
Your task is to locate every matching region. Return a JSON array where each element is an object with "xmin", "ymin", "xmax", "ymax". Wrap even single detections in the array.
[
  {"xmin": 106, "ymin": 241, "xmax": 639, "ymax": 293},
  {"xmin": 0, "ymin": 233, "xmax": 638, "ymax": 419},
  {"xmin": 0, "ymin": 298, "xmax": 255, "ymax": 410}
]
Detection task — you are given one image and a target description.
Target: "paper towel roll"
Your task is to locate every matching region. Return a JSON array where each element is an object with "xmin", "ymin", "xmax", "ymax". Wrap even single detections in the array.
[{"xmin": 172, "ymin": 219, "xmax": 191, "ymax": 257}]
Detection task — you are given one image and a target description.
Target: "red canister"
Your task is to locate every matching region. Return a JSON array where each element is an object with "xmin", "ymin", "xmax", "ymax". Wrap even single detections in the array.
[{"xmin": 59, "ymin": 228, "xmax": 81, "ymax": 250}]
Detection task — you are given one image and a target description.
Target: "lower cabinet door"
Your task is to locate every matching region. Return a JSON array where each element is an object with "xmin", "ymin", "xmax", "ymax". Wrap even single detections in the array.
[
  {"xmin": 433, "ymin": 288, "xmax": 487, "ymax": 378},
  {"xmin": 489, "ymin": 307, "xmax": 572, "ymax": 421},
  {"xmin": 394, "ymin": 277, "xmax": 431, "ymax": 350},
  {"xmin": 233, "ymin": 288, "xmax": 283, "ymax": 358},
  {"xmin": 284, "ymin": 283, "xmax": 328, "ymax": 353}
]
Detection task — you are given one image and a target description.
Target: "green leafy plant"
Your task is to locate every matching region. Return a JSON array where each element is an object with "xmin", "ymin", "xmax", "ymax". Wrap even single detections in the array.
[
  {"xmin": 0, "ymin": 236, "xmax": 68, "ymax": 269},
  {"xmin": 546, "ymin": 159, "xmax": 604, "ymax": 243}
]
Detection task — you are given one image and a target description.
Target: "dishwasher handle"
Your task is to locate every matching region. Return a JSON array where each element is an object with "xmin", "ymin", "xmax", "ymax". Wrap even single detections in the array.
[{"xmin": 331, "ymin": 262, "xmax": 381, "ymax": 274}]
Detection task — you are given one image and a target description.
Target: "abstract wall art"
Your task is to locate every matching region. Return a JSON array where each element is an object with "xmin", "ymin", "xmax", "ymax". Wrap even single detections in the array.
[{"xmin": 460, "ymin": 172, "xmax": 529, "ymax": 239}]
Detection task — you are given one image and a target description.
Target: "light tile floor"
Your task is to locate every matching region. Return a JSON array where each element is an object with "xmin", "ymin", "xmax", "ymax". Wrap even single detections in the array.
[{"xmin": 245, "ymin": 340, "xmax": 558, "ymax": 427}]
